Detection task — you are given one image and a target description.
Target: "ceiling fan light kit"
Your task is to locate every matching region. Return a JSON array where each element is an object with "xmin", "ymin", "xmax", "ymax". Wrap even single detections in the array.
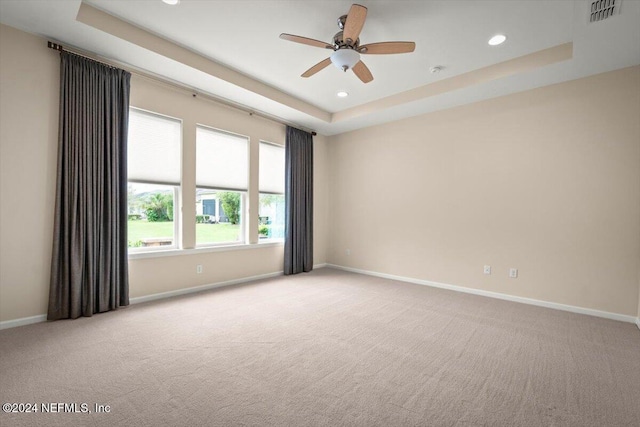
[
  {"xmin": 279, "ymin": 4, "xmax": 416, "ymax": 84},
  {"xmin": 331, "ymin": 49, "xmax": 360, "ymax": 72}
]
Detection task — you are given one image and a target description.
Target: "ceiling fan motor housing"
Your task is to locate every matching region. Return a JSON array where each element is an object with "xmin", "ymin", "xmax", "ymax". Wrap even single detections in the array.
[{"xmin": 333, "ymin": 31, "xmax": 360, "ymax": 49}]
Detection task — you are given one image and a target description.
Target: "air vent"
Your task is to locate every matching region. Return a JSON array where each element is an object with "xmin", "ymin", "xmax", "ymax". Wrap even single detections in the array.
[{"xmin": 589, "ymin": 0, "xmax": 621, "ymax": 23}]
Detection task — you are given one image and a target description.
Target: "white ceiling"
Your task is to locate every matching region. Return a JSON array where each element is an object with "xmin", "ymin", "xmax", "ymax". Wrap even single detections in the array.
[{"xmin": 1, "ymin": 0, "xmax": 639, "ymax": 135}]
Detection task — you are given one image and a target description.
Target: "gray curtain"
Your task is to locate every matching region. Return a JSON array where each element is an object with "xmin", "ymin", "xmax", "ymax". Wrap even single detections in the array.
[
  {"xmin": 284, "ymin": 126, "xmax": 313, "ymax": 275},
  {"xmin": 48, "ymin": 52, "xmax": 131, "ymax": 320}
]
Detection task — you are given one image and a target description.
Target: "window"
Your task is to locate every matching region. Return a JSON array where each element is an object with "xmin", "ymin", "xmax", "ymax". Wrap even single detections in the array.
[
  {"xmin": 196, "ymin": 126, "xmax": 248, "ymax": 245},
  {"xmin": 127, "ymin": 108, "xmax": 181, "ymax": 250},
  {"xmin": 259, "ymin": 141, "xmax": 285, "ymax": 241}
]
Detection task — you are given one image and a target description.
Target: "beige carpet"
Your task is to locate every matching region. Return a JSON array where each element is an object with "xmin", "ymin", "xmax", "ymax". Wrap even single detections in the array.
[{"xmin": 1, "ymin": 268, "xmax": 639, "ymax": 426}]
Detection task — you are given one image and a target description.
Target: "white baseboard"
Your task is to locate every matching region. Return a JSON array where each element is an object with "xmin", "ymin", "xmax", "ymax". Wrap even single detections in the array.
[
  {"xmin": 1, "ymin": 272, "xmax": 284, "ymax": 330},
  {"xmin": 0, "ymin": 264, "xmax": 328, "ymax": 331},
  {"xmin": 0, "ymin": 314, "xmax": 48, "ymax": 330},
  {"xmin": 130, "ymin": 271, "xmax": 284, "ymax": 305},
  {"xmin": 131, "ymin": 263, "xmax": 327, "ymax": 305},
  {"xmin": 636, "ymin": 317, "xmax": 640, "ymax": 331},
  {"xmin": 7, "ymin": 263, "xmax": 626, "ymax": 330},
  {"xmin": 327, "ymin": 264, "xmax": 637, "ymax": 324}
]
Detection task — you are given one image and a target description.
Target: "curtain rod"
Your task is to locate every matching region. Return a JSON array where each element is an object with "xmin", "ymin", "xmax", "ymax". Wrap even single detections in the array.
[{"xmin": 47, "ymin": 41, "xmax": 317, "ymax": 136}]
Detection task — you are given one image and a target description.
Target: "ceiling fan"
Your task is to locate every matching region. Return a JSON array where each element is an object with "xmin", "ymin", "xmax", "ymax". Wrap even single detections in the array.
[{"xmin": 280, "ymin": 4, "xmax": 415, "ymax": 84}]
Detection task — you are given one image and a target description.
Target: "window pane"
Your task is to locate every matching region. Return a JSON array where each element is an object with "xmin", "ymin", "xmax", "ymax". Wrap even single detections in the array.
[
  {"xmin": 259, "ymin": 141, "xmax": 285, "ymax": 194},
  {"xmin": 128, "ymin": 109, "xmax": 181, "ymax": 185},
  {"xmin": 196, "ymin": 126, "xmax": 248, "ymax": 191},
  {"xmin": 259, "ymin": 193, "xmax": 285, "ymax": 240},
  {"xmin": 128, "ymin": 183, "xmax": 176, "ymax": 249},
  {"xmin": 196, "ymin": 189, "xmax": 243, "ymax": 245}
]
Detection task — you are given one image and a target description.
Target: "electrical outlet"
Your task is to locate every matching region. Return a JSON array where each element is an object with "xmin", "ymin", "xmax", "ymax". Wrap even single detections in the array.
[
  {"xmin": 509, "ymin": 268, "xmax": 518, "ymax": 278},
  {"xmin": 483, "ymin": 265, "xmax": 491, "ymax": 275},
  {"xmin": 346, "ymin": 249, "xmax": 351, "ymax": 256},
  {"xmin": 196, "ymin": 265, "xmax": 203, "ymax": 274}
]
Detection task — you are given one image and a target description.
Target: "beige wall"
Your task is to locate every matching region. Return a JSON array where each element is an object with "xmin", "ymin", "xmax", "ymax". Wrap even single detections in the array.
[
  {"xmin": 328, "ymin": 66, "xmax": 640, "ymax": 317},
  {"xmin": 1, "ymin": 22, "xmax": 638, "ymax": 323},
  {"xmin": 0, "ymin": 24, "xmax": 329, "ymax": 321},
  {"xmin": 0, "ymin": 25, "xmax": 59, "ymax": 322}
]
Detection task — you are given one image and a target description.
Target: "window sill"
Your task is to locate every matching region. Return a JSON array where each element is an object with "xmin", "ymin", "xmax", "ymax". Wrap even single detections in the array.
[
  {"xmin": 128, "ymin": 241, "xmax": 284, "ymax": 260},
  {"xmin": 258, "ymin": 238, "xmax": 284, "ymax": 244}
]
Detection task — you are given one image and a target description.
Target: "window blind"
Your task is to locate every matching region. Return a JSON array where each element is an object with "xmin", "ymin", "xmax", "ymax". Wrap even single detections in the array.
[
  {"xmin": 196, "ymin": 126, "xmax": 248, "ymax": 192},
  {"xmin": 259, "ymin": 141, "xmax": 285, "ymax": 194},
  {"xmin": 127, "ymin": 108, "xmax": 181, "ymax": 185}
]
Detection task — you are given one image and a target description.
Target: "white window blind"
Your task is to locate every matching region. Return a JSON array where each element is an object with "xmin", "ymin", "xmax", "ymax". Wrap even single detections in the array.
[
  {"xmin": 127, "ymin": 109, "xmax": 181, "ymax": 185},
  {"xmin": 259, "ymin": 141, "xmax": 285, "ymax": 194},
  {"xmin": 196, "ymin": 126, "xmax": 248, "ymax": 191}
]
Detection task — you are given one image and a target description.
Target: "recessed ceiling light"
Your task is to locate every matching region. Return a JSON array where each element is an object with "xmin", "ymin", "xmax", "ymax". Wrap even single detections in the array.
[
  {"xmin": 162, "ymin": 0, "xmax": 180, "ymax": 5},
  {"xmin": 488, "ymin": 34, "xmax": 507, "ymax": 46},
  {"xmin": 336, "ymin": 91, "xmax": 349, "ymax": 98}
]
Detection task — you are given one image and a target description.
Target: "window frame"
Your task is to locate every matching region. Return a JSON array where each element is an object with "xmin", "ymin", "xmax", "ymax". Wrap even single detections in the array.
[
  {"xmin": 195, "ymin": 124, "xmax": 250, "ymax": 248},
  {"xmin": 258, "ymin": 140, "xmax": 285, "ymax": 243},
  {"xmin": 127, "ymin": 107, "xmax": 183, "ymax": 253}
]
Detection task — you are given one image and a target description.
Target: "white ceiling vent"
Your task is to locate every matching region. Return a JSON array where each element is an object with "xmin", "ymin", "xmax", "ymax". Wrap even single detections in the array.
[{"xmin": 589, "ymin": 0, "xmax": 622, "ymax": 23}]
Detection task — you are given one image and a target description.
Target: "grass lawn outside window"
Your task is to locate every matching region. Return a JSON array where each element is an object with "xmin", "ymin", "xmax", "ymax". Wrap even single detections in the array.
[{"xmin": 128, "ymin": 221, "xmax": 241, "ymax": 247}]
